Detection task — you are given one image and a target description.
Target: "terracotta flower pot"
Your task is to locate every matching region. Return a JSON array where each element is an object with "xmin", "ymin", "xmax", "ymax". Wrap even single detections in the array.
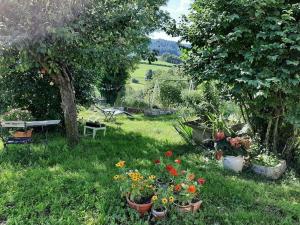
[
  {"xmin": 126, "ymin": 195, "xmax": 152, "ymax": 215},
  {"xmin": 151, "ymin": 207, "xmax": 167, "ymax": 219},
  {"xmin": 175, "ymin": 200, "xmax": 202, "ymax": 213},
  {"xmin": 215, "ymin": 150, "xmax": 223, "ymax": 160}
]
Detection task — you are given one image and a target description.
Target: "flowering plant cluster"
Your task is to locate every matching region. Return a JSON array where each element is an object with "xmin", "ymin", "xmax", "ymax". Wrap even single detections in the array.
[
  {"xmin": 3, "ymin": 108, "xmax": 34, "ymax": 121},
  {"xmin": 151, "ymin": 186, "xmax": 175, "ymax": 210},
  {"xmin": 214, "ymin": 131, "xmax": 251, "ymax": 157},
  {"xmin": 153, "ymin": 150, "xmax": 182, "ymax": 183},
  {"xmin": 153, "ymin": 150, "xmax": 206, "ymax": 207},
  {"xmin": 114, "ymin": 150, "xmax": 206, "ymax": 212},
  {"xmin": 172, "ymin": 170, "xmax": 206, "ymax": 206},
  {"xmin": 114, "ymin": 161, "xmax": 156, "ymax": 204}
]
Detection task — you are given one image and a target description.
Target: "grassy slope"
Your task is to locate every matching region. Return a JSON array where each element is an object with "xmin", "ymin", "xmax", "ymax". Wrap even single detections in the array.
[
  {"xmin": 0, "ymin": 111, "xmax": 299, "ymax": 225},
  {"xmin": 128, "ymin": 60, "xmax": 174, "ymax": 91}
]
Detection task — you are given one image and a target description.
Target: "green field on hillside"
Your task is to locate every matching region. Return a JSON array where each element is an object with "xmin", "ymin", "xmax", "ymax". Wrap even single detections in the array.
[{"xmin": 128, "ymin": 60, "xmax": 174, "ymax": 91}]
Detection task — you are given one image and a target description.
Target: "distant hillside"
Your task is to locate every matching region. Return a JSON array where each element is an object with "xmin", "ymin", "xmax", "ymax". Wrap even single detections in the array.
[{"xmin": 150, "ymin": 39, "xmax": 182, "ymax": 56}]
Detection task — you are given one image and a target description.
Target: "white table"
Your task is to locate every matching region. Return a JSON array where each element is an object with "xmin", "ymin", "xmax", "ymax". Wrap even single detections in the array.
[{"xmin": 84, "ymin": 125, "xmax": 106, "ymax": 139}]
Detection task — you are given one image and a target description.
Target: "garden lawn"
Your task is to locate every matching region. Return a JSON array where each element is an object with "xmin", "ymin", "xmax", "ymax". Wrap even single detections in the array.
[{"xmin": 0, "ymin": 112, "xmax": 299, "ymax": 225}]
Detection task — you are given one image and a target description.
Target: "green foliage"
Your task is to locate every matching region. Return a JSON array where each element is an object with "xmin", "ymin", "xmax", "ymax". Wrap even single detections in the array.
[
  {"xmin": 131, "ymin": 78, "xmax": 139, "ymax": 84},
  {"xmin": 142, "ymin": 49, "xmax": 159, "ymax": 64},
  {"xmin": 180, "ymin": 0, "xmax": 300, "ymax": 159},
  {"xmin": 181, "ymin": 82, "xmax": 221, "ymax": 123},
  {"xmin": 153, "ymin": 69, "xmax": 187, "ymax": 108},
  {"xmin": 161, "ymin": 53, "xmax": 182, "ymax": 64},
  {"xmin": 145, "ymin": 69, "xmax": 155, "ymax": 80}
]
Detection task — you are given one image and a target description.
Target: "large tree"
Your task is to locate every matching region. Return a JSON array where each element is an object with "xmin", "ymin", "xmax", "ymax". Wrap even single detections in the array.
[
  {"xmin": 179, "ymin": 0, "xmax": 300, "ymax": 161},
  {"xmin": 0, "ymin": 0, "xmax": 168, "ymax": 145}
]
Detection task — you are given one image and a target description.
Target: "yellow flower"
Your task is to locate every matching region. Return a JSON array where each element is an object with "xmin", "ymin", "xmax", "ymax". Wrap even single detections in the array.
[
  {"xmin": 115, "ymin": 161, "xmax": 125, "ymax": 168},
  {"xmin": 162, "ymin": 198, "xmax": 168, "ymax": 205},
  {"xmin": 152, "ymin": 195, "xmax": 158, "ymax": 202},
  {"xmin": 113, "ymin": 175, "xmax": 120, "ymax": 180},
  {"xmin": 131, "ymin": 177, "xmax": 139, "ymax": 181},
  {"xmin": 149, "ymin": 175, "xmax": 156, "ymax": 180},
  {"xmin": 169, "ymin": 196, "xmax": 175, "ymax": 203}
]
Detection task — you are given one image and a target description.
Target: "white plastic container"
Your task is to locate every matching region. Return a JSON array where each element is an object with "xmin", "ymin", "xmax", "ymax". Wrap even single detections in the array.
[{"xmin": 223, "ymin": 156, "xmax": 245, "ymax": 173}]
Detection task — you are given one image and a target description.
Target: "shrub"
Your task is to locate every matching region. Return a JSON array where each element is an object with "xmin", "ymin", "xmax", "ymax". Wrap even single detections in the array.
[
  {"xmin": 131, "ymin": 78, "xmax": 139, "ymax": 84},
  {"xmin": 2, "ymin": 108, "xmax": 34, "ymax": 121}
]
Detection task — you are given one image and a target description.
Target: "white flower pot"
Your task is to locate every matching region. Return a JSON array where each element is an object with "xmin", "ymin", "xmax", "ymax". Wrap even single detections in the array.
[
  {"xmin": 252, "ymin": 160, "xmax": 287, "ymax": 180},
  {"xmin": 151, "ymin": 207, "xmax": 167, "ymax": 218},
  {"xmin": 223, "ymin": 156, "xmax": 244, "ymax": 173}
]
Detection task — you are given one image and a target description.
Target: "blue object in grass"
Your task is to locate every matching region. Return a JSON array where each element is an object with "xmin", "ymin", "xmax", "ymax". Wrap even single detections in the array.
[{"xmin": 6, "ymin": 137, "xmax": 32, "ymax": 144}]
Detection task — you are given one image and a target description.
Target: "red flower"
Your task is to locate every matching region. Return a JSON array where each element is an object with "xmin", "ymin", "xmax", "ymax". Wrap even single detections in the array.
[
  {"xmin": 166, "ymin": 165, "xmax": 174, "ymax": 172},
  {"xmin": 197, "ymin": 178, "xmax": 206, "ymax": 185},
  {"xmin": 165, "ymin": 150, "xmax": 173, "ymax": 157},
  {"xmin": 169, "ymin": 168, "xmax": 178, "ymax": 176},
  {"xmin": 154, "ymin": 159, "xmax": 160, "ymax": 164},
  {"xmin": 215, "ymin": 131, "xmax": 225, "ymax": 141},
  {"xmin": 187, "ymin": 185, "xmax": 196, "ymax": 193},
  {"xmin": 229, "ymin": 137, "xmax": 242, "ymax": 148},
  {"xmin": 174, "ymin": 159, "xmax": 181, "ymax": 164},
  {"xmin": 174, "ymin": 184, "xmax": 182, "ymax": 192}
]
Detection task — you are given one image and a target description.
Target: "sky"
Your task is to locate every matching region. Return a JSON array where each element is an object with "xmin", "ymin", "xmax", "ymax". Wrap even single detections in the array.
[{"xmin": 150, "ymin": 0, "xmax": 193, "ymax": 41}]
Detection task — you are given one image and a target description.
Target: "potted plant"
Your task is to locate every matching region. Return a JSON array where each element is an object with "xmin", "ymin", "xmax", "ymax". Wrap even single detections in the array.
[
  {"xmin": 216, "ymin": 136, "xmax": 251, "ymax": 173},
  {"xmin": 251, "ymin": 153, "xmax": 287, "ymax": 180},
  {"xmin": 114, "ymin": 160, "xmax": 156, "ymax": 215},
  {"xmin": 151, "ymin": 187, "xmax": 174, "ymax": 219},
  {"xmin": 153, "ymin": 150, "xmax": 181, "ymax": 188},
  {"xmin": 173, "ymin": 171, "xmax": 206, "ymax": 213}
]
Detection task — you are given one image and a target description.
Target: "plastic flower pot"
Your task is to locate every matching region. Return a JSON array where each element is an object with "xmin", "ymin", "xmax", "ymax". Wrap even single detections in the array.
[
  {"xmin": 126, "ymin": 195, "xmax": 152, "ymax": 215},
  {"xmin": 151, "ymin": 207, "xmax": 167, "ymax": 219},
  {"xmin": 252, "ymin": 160, "xmax": 287, "ymax": 180},
  {"xmin": 215, "ymin": 150, "xmax": 223, "ymax": 160},
  {"xmin": 223, "ymin": 156, "xmax": 245, "ymax": 173},
  {"xmin": 175, "ymin": 200, "xmax": 202, "ymax": 213}
]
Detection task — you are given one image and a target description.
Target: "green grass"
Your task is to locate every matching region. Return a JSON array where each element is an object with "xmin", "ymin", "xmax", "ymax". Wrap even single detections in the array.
[
  {"xmin": 0, "ymin": 111, "xmax": 299, "ymax": 224},
  {"xmin": 128, "ymin": 60, "xmax": 174, "ymax": 91}
]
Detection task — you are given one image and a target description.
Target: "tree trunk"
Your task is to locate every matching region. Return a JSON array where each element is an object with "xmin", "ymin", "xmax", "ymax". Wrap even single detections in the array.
[{"xmin": 51, "ymin": 68, "xmax": 79, "ymax": 146}]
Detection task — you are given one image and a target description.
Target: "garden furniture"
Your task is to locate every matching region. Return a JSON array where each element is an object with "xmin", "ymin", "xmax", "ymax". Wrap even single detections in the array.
[
  {"xmin": 0, "ymin": 120, "xmax": 61, "ymax": 148},
  {"xmin": 84, "ymin": 123, "xmax": 106, "ymax": 139},
  {"xmin": 97, "ymin": 107, "xmax": 133, "ymax": 121}
]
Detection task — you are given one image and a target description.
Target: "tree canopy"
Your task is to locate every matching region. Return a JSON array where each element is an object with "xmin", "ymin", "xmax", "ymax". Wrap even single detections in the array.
[
  {"xmin": 0, "ymin": 0, "xmax": 168, "ymax": 145},
  {"xmin": 179, "ymin": 0, "xmax": 300, "ymax": 161}
]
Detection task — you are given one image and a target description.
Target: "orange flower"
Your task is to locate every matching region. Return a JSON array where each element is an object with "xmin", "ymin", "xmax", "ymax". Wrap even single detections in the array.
[
  {"xmin": 174, "ymin": 184, "xmax": 182, "ymax": 192},
  {"xmin": 188, "ymin": 173, "xmax": 195, "ymax": 181},
  {"xmin": 187, "ymin": 185, "xmax": 196, "ymax": 193}
]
